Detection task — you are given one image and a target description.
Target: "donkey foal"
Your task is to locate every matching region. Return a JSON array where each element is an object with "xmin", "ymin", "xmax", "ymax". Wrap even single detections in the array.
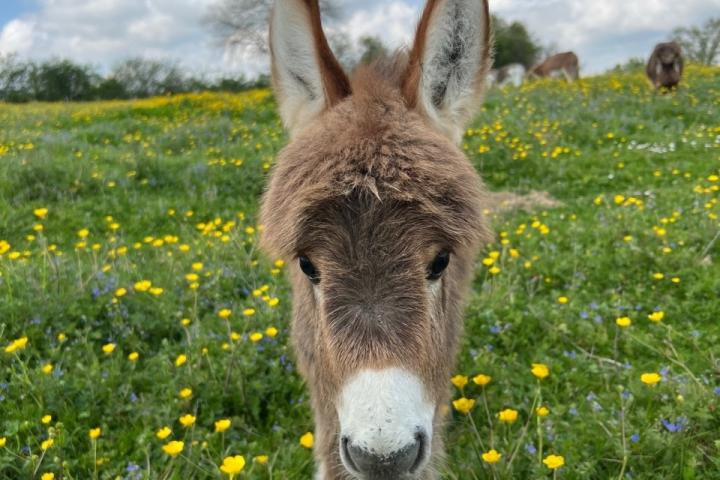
[{"xmin": 260, "ymin": 0, "xmax": 494, "ymax": 478}]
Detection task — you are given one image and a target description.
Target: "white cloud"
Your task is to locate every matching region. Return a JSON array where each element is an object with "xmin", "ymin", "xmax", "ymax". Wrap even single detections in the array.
[
  {"xmin": 0, "ymin": 19, "xmax": 35, "ymax": 55},
  {"xmin": 336, "ymin": 1, "xmax": 417, "ymax": 47},
  {"xmin": 0, "ymin": 0, "xmax": 242, "ymax": 76}
]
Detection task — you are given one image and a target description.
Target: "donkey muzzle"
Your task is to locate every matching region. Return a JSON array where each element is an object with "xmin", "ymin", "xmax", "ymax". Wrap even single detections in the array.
[{"xmin": 342, "ymin": 431, "xmax": 426, "ymax": 479}]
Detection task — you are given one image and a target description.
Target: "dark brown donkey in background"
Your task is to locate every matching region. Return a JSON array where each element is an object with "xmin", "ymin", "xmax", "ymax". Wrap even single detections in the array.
[
  {"xmin": 646, "ymin": 42, "xmax": 684, "ymax": 90},
  {"xmin": 260, "ymin": 0, "xmax": 493, "ymax": 478}
]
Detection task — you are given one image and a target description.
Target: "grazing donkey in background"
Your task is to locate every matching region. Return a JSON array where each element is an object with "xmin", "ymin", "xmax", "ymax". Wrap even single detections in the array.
[
  {"xmin": 260, "ymin": 0, "xmax": 492, "ymax": 478},
  {"xmin": 647, "ymin": 42, "xmax": 684, "ymax": 90},
  {"xmin": 528, "ymin": 51, "xmax": 580, "ymax": 81}
]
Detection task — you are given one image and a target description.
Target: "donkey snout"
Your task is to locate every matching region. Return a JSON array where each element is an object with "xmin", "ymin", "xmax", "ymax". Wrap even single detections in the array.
[{"xmin": 342, "ymin": 432, "xmax": 426, "ymax": 479}]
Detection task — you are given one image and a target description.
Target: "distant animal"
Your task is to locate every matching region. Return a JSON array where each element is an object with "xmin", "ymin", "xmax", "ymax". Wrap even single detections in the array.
[
  {"xmin": 495, "ymin": 63, "xmax": 526, "ymax": 87},
  {"xmin": 529, "ymin": 52, "xmax": 579, "ymax": 81},
  {"xmin": 261, "ymin": 0, "xmax": 494, "ymax": 478},
  {"xmin": 646, "ymin": 42, "xmax": 683, "ymax": 89}
]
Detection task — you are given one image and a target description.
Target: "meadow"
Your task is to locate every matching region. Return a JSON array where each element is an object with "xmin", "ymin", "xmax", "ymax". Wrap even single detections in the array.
[{"xmin": 0, "ymin": 65, "xmax": 719, "ymax": 480}]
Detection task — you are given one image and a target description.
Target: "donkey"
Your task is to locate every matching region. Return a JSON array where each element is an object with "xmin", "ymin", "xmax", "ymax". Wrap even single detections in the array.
[
  {"xmin": 259, "ymin": 0, "xmax": 493, "ymax": 478},
  {"xmin": 646, "ymin": 42, "xmax": 683, "ymax": 90},
  {"xmin": 528, "ymin": 51, "xmax": 580, "ymax": 81}
]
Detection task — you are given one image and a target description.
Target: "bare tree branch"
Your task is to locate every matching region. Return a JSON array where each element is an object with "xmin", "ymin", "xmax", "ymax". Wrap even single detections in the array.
[
  {"xmin": 673, "ymin": 18, "xmax": 720, "ymax": 65},
  {"xmin": 203, "ymin": 0, "xmax": 341, "ymax": 55}
]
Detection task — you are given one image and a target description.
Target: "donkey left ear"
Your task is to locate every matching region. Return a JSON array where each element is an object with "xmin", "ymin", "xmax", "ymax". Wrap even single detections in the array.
[
  {"xmin": 270, "ymin": 0, "xmax": 351, "ymax": 136},
  {"xmin": 402, "ymin": 0, "xmax": 492, "ymax": 143}
]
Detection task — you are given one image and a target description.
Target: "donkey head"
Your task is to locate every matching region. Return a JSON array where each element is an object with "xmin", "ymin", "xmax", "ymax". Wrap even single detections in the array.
[{"xmin": 260, "ymin": 1, "xmax": 492, "ymax": 478}]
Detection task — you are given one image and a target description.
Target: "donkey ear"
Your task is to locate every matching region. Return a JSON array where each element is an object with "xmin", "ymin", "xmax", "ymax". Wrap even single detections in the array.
[
  {"xmin": 270, "ymin": 0, "xmax": 351, "ymax": 135},
  {"xmin": 402, "ymin": 0, "xmax": 492, "ymax": 143}
]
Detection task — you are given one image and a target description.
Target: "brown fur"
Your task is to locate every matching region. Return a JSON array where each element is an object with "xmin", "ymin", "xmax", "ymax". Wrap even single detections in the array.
[
  {"xmin": 646, "ymin": 42, "xmax": 683, "ymax": 90},
  {"xmin": 529, "ymin": 51, "xmax": 580, "ymax": 80},
  {"xmin": 261, "ymin": 1, "xmax": 492, "ymax": 478}
]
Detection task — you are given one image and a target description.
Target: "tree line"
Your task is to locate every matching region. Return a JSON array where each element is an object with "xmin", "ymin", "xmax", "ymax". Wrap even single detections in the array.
[{"xmin": 0, "ymin": 55, "xmax": 270, "ymax": 103}]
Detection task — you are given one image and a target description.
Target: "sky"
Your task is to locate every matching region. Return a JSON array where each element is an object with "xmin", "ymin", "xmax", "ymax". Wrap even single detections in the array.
[{"xmin": 0, "ymin": 0, "xmax": 718, "ymax": 78}]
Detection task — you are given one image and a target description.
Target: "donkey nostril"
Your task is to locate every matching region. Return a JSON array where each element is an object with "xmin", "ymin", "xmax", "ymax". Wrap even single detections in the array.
[{"xmin": 343, "ymin": 435, "xmax": 424, "ymax": 477}]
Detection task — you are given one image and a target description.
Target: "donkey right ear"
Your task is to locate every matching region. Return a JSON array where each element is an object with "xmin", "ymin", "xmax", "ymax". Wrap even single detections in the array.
[
  {"xmin": 401, "ymin": 0, "xmax": 492, "ymax": 144},
  {"xmin": 270, "ymin": 0, "xmax": 351, "ymax": 135}
]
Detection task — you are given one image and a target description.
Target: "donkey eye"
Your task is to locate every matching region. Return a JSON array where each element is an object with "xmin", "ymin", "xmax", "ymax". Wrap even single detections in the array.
[
  {"xmin": 427, "ymin": 251, "xmax": 450, "ymax": 280},
  {"xmin": 298, "ymin": 255, "xmax": 320, "ymax": 284}
]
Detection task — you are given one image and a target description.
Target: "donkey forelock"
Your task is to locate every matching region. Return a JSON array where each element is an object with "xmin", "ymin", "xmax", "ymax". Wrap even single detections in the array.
[{"xmin": 261, "ymin": 1, "xmax": 492, "ymax": 478}]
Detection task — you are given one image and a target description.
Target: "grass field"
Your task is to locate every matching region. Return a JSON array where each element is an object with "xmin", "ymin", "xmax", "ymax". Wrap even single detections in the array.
[{"xmin": 1, "ymin": 65, "xmax": 719, "ymax": 480}]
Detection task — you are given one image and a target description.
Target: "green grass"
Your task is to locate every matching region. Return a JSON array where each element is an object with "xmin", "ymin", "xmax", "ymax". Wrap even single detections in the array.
[{"xmin": 1, "ymin": 67, "xmax": 719, "ymax": 479}]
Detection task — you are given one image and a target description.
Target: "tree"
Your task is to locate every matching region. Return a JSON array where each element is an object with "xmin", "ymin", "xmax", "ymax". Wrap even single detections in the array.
[
  {"xmin": 673, "ymin": 18, "xmax": 720, "ymax": 65},
  {"xmin": 492, "ymin": 15, "xmax": 541, "ymax": 69},
  {"xmin": 0, "ymin": 54, "xmax": 34, "ymax": 102},
  {"xmin": 111, "ymin": 58, "xmax": 184, "ymax": 98},
  {"xmin": 358, "ymin": 36, "xmax": 388, "ymax": 66},
  {"xmin": 30, "ymin": 59, "xmax": 95, "ymax": 101},
  {"xmin": 204, "ymin": 0, "xmax": 340, "ymax": 55}
]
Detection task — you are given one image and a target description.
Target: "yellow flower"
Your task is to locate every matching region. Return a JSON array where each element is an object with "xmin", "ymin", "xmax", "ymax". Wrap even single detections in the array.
[
  {"xmin": 640, "ymin": 372, "xmax": 661, "ymax": 386},
  {"xmin": 450, "ymin": 375, "xmax": 468, "ymax": 389},
  {"xmin": 175, "ymin": 354, "xmax": 187, "ymax": 367},
  {"xmin": 149, "ymin": 287, "xmax": 164, "ymax": 296},
  {"xmin": 41, "ymin": 363, "xmax": 53, "ymax": 374},
  {"xmin": 498, "ymin": 409, "xmax": 518, "ymax": 423},
  {"xmin": 536, "ymin": 406, "xmax": 550, "ymax": 417},
  {"xmin": 299, "ymin": 432, "xmax": 314, "ymax": 449},
  {"xmin": 179, "ymin": 388, "xmax": 193, "ymax": 399},
  {"xmin": 162, "ymin": 440, "xmax": 184, "ymax": 457},
  {"xmin": 191, "ymin": 262, "xmax": 204, "ymax": 271},
  {"xmin": 179, "ymin": 414, "xmax": 196, "ymax": 427},
  {"xmin": 452, "ymin": 397, "xmax": 475, "ymax": 414},
  {"xmin": 218, "ymin": 309, "xmax": 232, "ymax": 319},
  {"xmin": 267, "ymin": 297, "xmax": 280, "ymax": 307},
  {"xmin": 543, "ymin": 454, "xmax": 565, "ymax": 469},
  {"xmin": 41, "ymin": 415, "xmax": 52, "ymax": 424},
  {"xmin": 128, "ymin": 352, "xmax": 139, "ymax": 361},
  {"xmin": 134, "ymin": 280, "xmax": 152, "ymax": 292},
  {"xmin": 34, "ymin": 208, "xmax": 49, "ymax": 219},
  {"xmin": 156, "ymin": 426, "xmax": 172, "ymax": 440},
  {"xmin": 531, "ymin": 363, "xmax": 550, "ymax": 380},
  {"xmin": 102, "ymin": 343, "xmax": 116, "ymax": 354},
  {"xmin": 243, "ymin": 308, "xmax": 255, "ymax": 316},
  {"xmin": 214, "ymin": 418, "xmax": 231, "ymax": 433},
  {"xmin": 0, "ymin": 437, "xmax": 6, "ymax": 447},
  {"xmin": 89, "ymin": 427, "xmax": 101, "ymax": 440},
  {"xmin": 255, "ymin": 454, "xmax": 269, "ymax": 465},
  {"xmin": 265, "ymin": 327, "xmax": 279, "ymax": 337},
  {"xmin": 77, "ymin": 228, "xmax": 89, "ymax": 238},
  {"xmin": 615, "ymin": 316, "xmax": 631, "ymax": 327},
  {"xmin": 41, "ymin": 473, "xmax": 54, "ymax": 480},
  {"xmin": 473, "ymin": 374, "xmax": 491, "ymax": 386},
  {"xmin": 115, "ymin": 287, "xmax": 127, "ymax": 297},
  {"xmin": 482, "ymin": 449, "xmax": 502, "ymax": 464},
  {"xmin": 648, "ymin": 311, "xmax": 665, "ymax": 322},
  {"xmin": 41, "ymin": 438, "xmax": 54, "ymax": 450},
  {"xmin": 185, "ymin": 273, "xmax": 199, "ymax": 282},
  {"xmin": 220, "ymin": 455, "xmax": 246, "ymax": 475},
  {"xmin": 57, "ymin": 333, "xmax": 67, "ymax": 343},
  {"xmin": 557, "ymin": 296, "xmax": 569, "ymax": 304},
  {"xmin": 250, "ymin": 332, "xmax": 263, "ymax": 343},
  {"xmin": 4, "ymin": 336, "xmax": 28, "ymax": 354}
]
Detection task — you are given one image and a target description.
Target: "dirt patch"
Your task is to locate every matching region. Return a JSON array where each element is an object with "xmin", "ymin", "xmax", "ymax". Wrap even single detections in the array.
[{"xmin": 484, "ymin": 190, "xmax": 562, "ymax": 214}]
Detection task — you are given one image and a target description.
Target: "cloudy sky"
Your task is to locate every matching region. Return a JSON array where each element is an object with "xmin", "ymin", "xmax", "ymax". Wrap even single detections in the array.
[{"xmin": 1, "ymin": 0, "xmax": 718, "ymax": 77}]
